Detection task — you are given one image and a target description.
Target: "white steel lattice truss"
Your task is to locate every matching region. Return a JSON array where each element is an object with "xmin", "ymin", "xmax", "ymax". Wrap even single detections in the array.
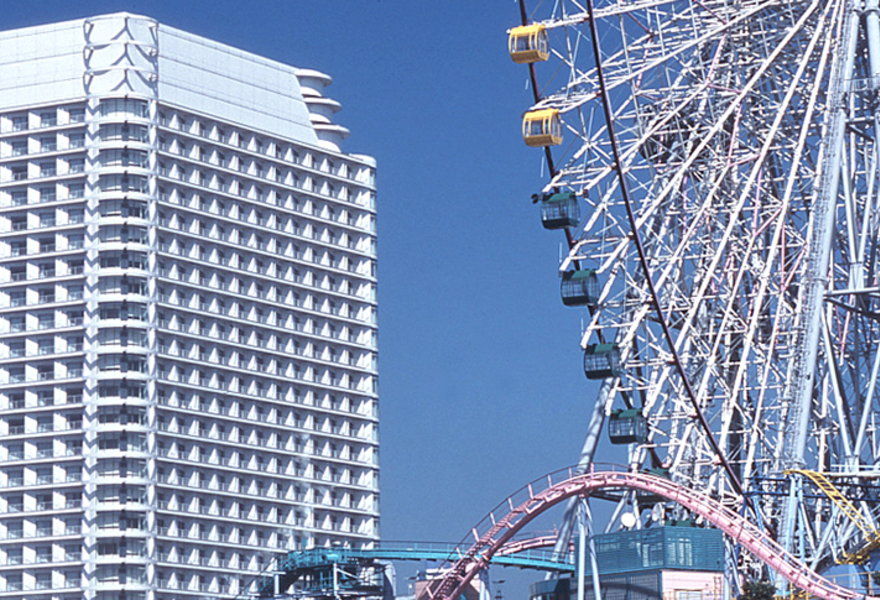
[{"xmin": 518, "ymin": 0, "xmax": 880, "ymax": 575}]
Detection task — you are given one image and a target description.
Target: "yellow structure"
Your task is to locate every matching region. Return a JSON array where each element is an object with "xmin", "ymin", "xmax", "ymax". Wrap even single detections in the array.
[
  {"xmin": 509, "ymin": 24, "xmax": 550, "ymax": 64},
  {"xmin": 786, "ymin": 469, "xmax": 880, "ymax": 563},
  {"xmin": 523, "ymin": 108, "xmax": 563, "ymax": 147}
]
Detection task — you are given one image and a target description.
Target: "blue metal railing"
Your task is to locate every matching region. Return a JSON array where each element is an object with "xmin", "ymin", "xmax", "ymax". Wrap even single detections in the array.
[{"xmin": 255, "ymin": 541, "xmax": 575, "ymax": 597}]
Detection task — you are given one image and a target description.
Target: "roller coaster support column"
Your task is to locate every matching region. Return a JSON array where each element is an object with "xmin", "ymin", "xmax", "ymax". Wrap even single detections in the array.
[
  {"xmin": 551, "ymin": 380, "xmax": 613, "ymax": 567},
  {"xmin": 478, "ymin": 571, "xmax": 491, "ymax": 600},
  {"xmin": 780, "ymin": 0, "xmax": 858, "ymax": 560},
  {"xmin": 578, "ymin": 500, "xmax": 586, "ymax": 600},
  {"xmin": 779, "ymin": 478, "xmax": 810, "ymax": 591},
  {"xmin": 578, "ymin": 497, "xmax": 602, "ymax": 600}
]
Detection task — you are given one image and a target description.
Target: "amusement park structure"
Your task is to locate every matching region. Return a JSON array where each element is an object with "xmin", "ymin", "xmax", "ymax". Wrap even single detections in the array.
[
  {"xmin": 506, "ymin": 0, "xmax": 880, "ymax": 591},
  {"xmin": 258, "ymin": 0, "xmax": 880, "ymax": 598}
]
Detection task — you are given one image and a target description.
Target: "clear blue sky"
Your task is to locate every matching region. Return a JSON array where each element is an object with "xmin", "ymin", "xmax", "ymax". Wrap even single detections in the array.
[{"xmin": 4, "ymin": 2, "xmax": 603, "ymax": 596}]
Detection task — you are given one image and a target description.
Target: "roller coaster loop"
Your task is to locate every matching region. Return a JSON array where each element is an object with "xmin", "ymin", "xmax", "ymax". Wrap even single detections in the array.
[{"xmin": 418, "ymin": 466, "xmax": 878, "ymax": 600}]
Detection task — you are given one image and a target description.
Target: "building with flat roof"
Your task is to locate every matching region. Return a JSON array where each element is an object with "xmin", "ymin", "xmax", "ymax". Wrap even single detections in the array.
[
  {"xmin": 0, "ymin": 13, "xmax": 379, "ymax": 600},
  {"xmin": 529, "ymin": 527, "xmax": 726, "ymax": 600}
]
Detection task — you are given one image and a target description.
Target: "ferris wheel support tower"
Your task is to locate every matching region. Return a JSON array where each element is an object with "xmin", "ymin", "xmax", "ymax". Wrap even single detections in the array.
[{"xmin": 779, "ymin": 0, "xmax": 858, "ymax": 557}]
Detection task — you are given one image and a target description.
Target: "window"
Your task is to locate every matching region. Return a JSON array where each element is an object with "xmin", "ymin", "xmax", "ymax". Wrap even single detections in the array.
[
  {"xmin": 40, "ymin": 112, "xmax": 57, "ymax": 127},
  {"xmin": 97, "ymin": 328, "xmax": 146, "ymax": 350},
  {"xmin": 67, "ymin": 234, "xmax": 83, "ymax": 249},
  {"xmin": 38, "ymin": 312, "xmax": 54, "ymax": 328},
  {"xmin": 98, "ymin": 225, "xmax": 148, "ymax": 244},
  {"xmin": 6, "ymin": 573, "xmax": 22, "ymax": 591},
  {"xmin": 98, "ymin": 98, "xmax": 148, "ymax": 119},
  {"xmin": 97, "ymin": 540, "xmax": 119, "ymax": 556},
  {"xmin": 99, "ymin": 302, "xmax": 147, "ymax": 321},
  {"xmin": 39, "ymin": 262, "xmax": 55, "ymax": 278},
  {"xmin": 40, "ymin": 186, "xmax": 56, "ymax": 202},
  {"xmin": 66, "ymin": 387, "xmax": 83, "ymax": 403},
  {"xmin": 9, "ymin": 315, "xmax": 24, "ymax": 332},
  {"xmin": 98, "ymin": 381, "xmax": 145, "ymax": 400},
  {"xmin": 66, "ymin": 284, "xmax": 83, "ymax": 299},
  {"xmin": 98, "ymin": 174, "xmax": 148, "ymax": 193},
  {"xmin": 99, "ymin": 149, "xmax": 148, "ymax": 168},
  {"xmin": 9, "ymin": 290, "xmax": 24, "ymax": 306},
  {"xmin": 115, "ymin": 200, "xmax": 146, "ymax": 219},
  {"xmin": 97, "ymin": 123, "xmax": 147, "ymax": 142},
  {"xmin": 66, "ymin": 335, "xmax": 82, "ymax": 352},
  {"xmin": 38, "ymin": 339, "xmax": 54, "ymax": 356},
  {"xmin": 97, "ymin": 354, "xmax": 146, "ymax": 373},
  {"xmin": 99, "ymin": 251, "xmax": 147, "ymax": 270}
]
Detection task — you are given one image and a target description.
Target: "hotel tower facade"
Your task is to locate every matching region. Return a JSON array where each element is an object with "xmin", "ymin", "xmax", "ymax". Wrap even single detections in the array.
[{"xmin": 0, "ymin": 13, "xmax": 379, "ymax": 600}]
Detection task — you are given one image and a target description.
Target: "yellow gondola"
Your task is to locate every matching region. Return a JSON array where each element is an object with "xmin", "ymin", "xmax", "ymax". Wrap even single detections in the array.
[
  {"xmin": 522, "ymin": 108, "xmax": 562, "ymax": 147},
  {"xmin": 508, "ymin": 24, "xmax": 549, "ymax": 64}
]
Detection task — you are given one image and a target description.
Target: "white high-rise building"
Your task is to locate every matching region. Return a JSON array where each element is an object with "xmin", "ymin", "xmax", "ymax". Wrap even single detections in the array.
[{"xmin": 0, "ymin": 13, "xmax": 379, "ymax": 600}]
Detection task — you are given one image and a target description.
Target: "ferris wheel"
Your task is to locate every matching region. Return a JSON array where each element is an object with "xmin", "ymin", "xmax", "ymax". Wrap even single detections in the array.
[{"xmin": 511, "ymin": 0, "xmax": 880, "ymax": 576}]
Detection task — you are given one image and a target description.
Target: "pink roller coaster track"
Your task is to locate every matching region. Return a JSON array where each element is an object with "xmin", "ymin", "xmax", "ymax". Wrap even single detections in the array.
[{"xmin": 420, "ymin": 468, "xmax": 876, "ymax": 600}]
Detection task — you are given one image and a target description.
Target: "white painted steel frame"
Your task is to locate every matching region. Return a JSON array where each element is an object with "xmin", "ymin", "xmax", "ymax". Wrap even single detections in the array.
[{"xmin": 520, "ymin": 0, "xmax": 880, "ymax": 580}]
